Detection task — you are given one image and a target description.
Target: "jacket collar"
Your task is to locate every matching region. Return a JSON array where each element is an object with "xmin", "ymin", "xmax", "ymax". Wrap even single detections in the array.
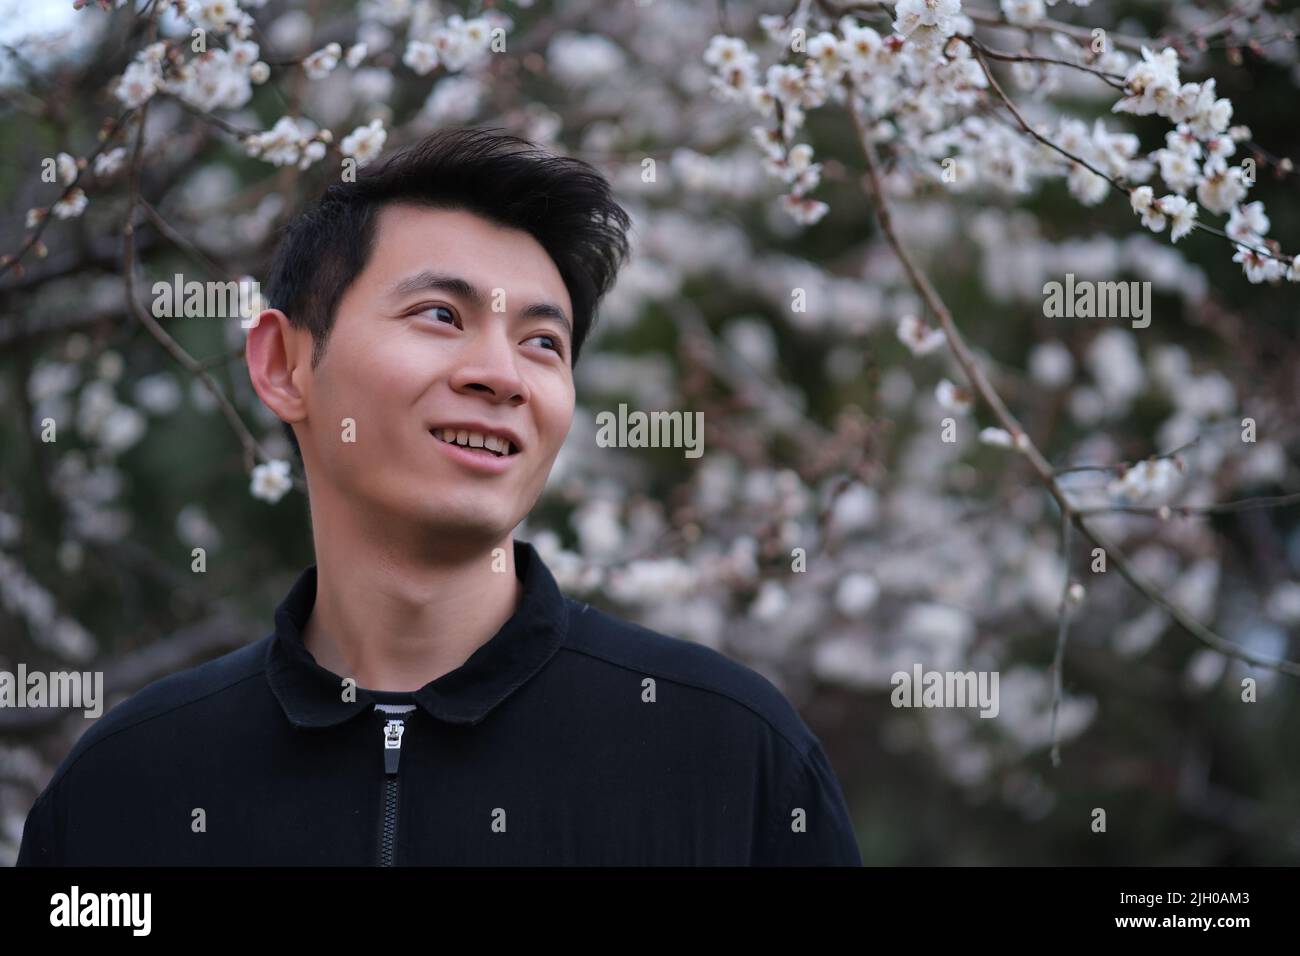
[{"xmin": 266, "ymin": 538, "xmax": 568, "ymax": 729}]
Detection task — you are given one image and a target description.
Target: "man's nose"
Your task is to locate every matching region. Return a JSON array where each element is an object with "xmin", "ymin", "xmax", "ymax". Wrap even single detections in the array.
[{"xmin": 449, "ymin": 326, "xmax": 528, "ymax": 403}]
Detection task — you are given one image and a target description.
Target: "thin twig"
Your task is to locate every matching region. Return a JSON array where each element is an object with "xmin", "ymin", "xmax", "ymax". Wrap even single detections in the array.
[
  {"xmin": 1077, "ymin": 491, "xmax": 1300, "ymax": 519},
  {"xmin": 969, "ymin": 41, "xmax": 1127, "ymax": 88},
  {"xmin": 0, "ymin": 111, "xmax": 136, "ymax": 283},
  {"xmin": 1076, "ymin": 514, "xmax": 1300, "ymax": 677},
  {"xmin": 137, "ymin": 199, "xmax": 233, "ymax": 280},
  {"xmin": 967, "ymin": 38, "xmax": 1294, "ymax": 267},
  {"xmin": 966, "ymin": 38, "xmax": 1132, "ymax": 188},
  {"xmin": 1050, "ymin": 506, "xmax": 1074, "ymax": 768},
  {"xmin": 121, "ymin": 102, "xmax": 305, "ymax": 492},
  {"xmin": 963, "ymin": 6, "xmax": 1151, "ymax": 52},
  {"xmin": 1055, "ymin": 437, "xmax": 1199, "ymax": 476}
]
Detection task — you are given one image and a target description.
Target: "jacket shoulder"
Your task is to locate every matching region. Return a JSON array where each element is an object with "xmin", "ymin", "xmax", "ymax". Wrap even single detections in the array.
[
  {"xmin": 559, "ymin": 598, "xmax": 821, "ymax": 758},
  {"xmin": 43, "ymin": 634, "xmax": 272, "ymax": 793}
]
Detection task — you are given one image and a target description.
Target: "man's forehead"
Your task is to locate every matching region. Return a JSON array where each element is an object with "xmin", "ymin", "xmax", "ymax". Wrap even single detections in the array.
[
  {"xmin": 368, "ymin": 204, "xmax": 571, "ymax": 308},
  {"xmin": 373, "ymin": 204, "xmax": 531, "ymax": 260}
]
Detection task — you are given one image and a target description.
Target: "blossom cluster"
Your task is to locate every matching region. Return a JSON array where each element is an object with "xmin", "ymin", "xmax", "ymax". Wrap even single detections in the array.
[
  {"xmin": 401, "ymin": 13, "xmax": 508, "ymax": 75},
  {"xmin": 701, "ymin": 2, "xmax": 1298, "ymax": 284},
  {"xmin": 1113, "ymin": 45, "xmax": 1296, "ymax": 281}
]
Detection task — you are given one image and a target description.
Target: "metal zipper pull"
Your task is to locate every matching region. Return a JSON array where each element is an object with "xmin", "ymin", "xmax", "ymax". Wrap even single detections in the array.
[
  {"xmin": 382, "ymin": 718, "xmax": 405, "ymax": 775},
  {"xmin": 376, "ymin": 709, "xmax": 412, "ymax": 866}
]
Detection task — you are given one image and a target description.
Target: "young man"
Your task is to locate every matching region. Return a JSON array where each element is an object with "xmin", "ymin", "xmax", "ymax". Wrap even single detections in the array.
[{"xmin": 17, "ymin": 127, "xmax": 861, "ymax": 866}]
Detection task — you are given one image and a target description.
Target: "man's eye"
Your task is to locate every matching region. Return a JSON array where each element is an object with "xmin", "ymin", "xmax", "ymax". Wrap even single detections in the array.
[
  {"xmin": 524, "ymin": 334, "xmax": 563, "ymax": 355},
  {"xmin": 418, "ymin": 305, "xmax": 457, "ymax": 325}
]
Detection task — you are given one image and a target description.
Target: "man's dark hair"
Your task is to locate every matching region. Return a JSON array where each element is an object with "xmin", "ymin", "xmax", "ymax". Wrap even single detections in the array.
[{"xmin": 262, "ymin": 126, "xmax": 633, "ymax": 465}]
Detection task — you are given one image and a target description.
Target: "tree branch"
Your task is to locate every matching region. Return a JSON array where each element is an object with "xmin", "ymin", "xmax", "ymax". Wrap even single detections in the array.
[
  {"xmin": 121, "ymin": 102, "xmax": 305, "ymax": 492},
  {"xmin": 966, "ymin": 38, "xmax": 1294, "ymax": 267},
  {"xmin": 844, "ymin": 81, "xmax": 1300, "ymax": 685}
]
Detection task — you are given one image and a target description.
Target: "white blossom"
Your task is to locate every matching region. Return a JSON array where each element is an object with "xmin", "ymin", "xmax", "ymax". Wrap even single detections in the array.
[
  {"xmin": 779, "ymin": 193, "xmax": 829, "ymax": 225},
  {"xmin": 1156, "ymin": 151, "xmax": 1198, "ymax": 193},
  {"xmin": 807, "ymin": 32, "xmax": 848, "ymax": 82},
  {"xmin": 834, "ymin": 573, "xmax": 880, "ymax": 617},
  {"xmin": 245, "ymin": 116, "xmax": 316, "ymax": 167},
  {"xmin": 93, "ymin": 148, "xmax": 126, "ymax": 177},
  {"xmin": 606, "ymin": 558, "xmax": 697, "ymax": 603},
  {"xmin": 1232, "ymin": 244, "xmax": 1285, "ymax": 284},
  {"xmin": 360, "ymin": 0, "xmax": 410, "ymax": 27},
  {"xmin": 1108, "ymin": 457, "xmax": 1183, "ymax": 504},
  {"xmin": 302, "ymin": 42, "xmax": 342, "ymax": 80},
  {"xmin": 705, "ymin": 35, "xmax": 759, "ymax": 102},
  {"xmin": 893, "ymin": 0, "xmax": 964, "ymax": 50},
  {"xmin": 171, "ymin": 49, "xmax": 253, "ymax": 110},
  {"xmin": 99, "ymin": 405, "xmax": 147, "ymax": 454},
  {"xmin": 425, "ymin": 14, "xmax": 493, "ymax": 73},
  {"xmin": 1001, "ymin": 0, "xmax": 1045, "ymax": 26},
  {"xmin": 749, "ymin": 579, "xmax": 789, "ymax": 622},
  {"xmin": 298, "ymin": 140, "xmax": 326, "ymax": 170},
  {"xmin": 176, "ymin": 503, "xmax": 223, "ymax": 551},
  {"xmin": 133, "ymin": 372, "xmax": 182, "ymax": 415},
  {"xmin": 55, "ymin": 152, "xmax": 78, "ymax": 185},
  {"xmin": 228, "ymin": 39, "xmax": 259, "ymax": 68},
  {"xmin": 548, "ymin": 32, "xmax": 627, "ymax": 87},
  {"xmin": 936, "ymin": 378, "xmax": 973, "ymax": 413},
  {"xmin": 1129, "ymin": 185, "xmax": 1165, "ymax": 232},
  {"xmin": 250, "ymin": 459, "xmax": 293, "ymax": 502},
  {"xmin": 842, "ymin": 24, "xmax": 885, "ymax": 74},
  {"xmin": 402, "ymin": 40, "xmax": 439, "ymax": 75},
  {"xmin": 1113, "ymin": 46, "xmax": 1181, "ymax": 118},
  {"xmin": 979, "ymin": 427, "xmax": 1014, "ymax": 447},
  {"xmin": 197, "ymin": 0, "xmax": 243, "ymax": 34},
  {"xmin": 340, "ymin": 118, "xmax": 387, "ymax": 166},
  {"xmin": 1195, "ymin": 159, "xmax": 1248, "ymax": 215},
  {"xmin": 1029, "ymin": 341, "xmax": 1074, "ymax": 387},
  {"xmin": 423, "ymin": 75, "xmax": 482, "ymax": 123},
  {"xmin": 52, "ymin": 188, "xmax": 88, "ymax": 219},
  {"xmin": 1226, "ymin": 201, "xmax": 1269, "ymax": 244},
  {"xmin": 897, "ymin": 314, "xmax": 946, "ymax": 355},
  {"xmin": 351, "ymin": 67, "xmax": 394, "ymax": 103},
  {"xmin": 115, "ymin": 59, "xmax": 161, "ymax": 109},
  {"xmin": 1185, "ymin": 79, "xmax": 1233, "ymax": 139},
  {"xmin": 1160, "ymin": 195, "xmax": 1197, "ymax": 242}
]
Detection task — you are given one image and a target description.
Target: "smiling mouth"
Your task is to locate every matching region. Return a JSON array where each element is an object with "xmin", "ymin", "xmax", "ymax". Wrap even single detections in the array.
[{"xmin": 430, "ymin": 428, "xmax": 519, "ymax": 458}]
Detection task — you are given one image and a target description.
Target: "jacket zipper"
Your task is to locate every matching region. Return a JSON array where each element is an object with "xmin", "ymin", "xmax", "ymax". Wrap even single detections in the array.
[{"xmin": 378, "ymin": 717, "xmax": 406, "ymax": 867}]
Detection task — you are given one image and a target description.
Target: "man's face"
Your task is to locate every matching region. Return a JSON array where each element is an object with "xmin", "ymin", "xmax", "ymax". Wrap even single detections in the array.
[{"xmin": 294, "ymin": 204, "xmax": 575, "ymax": 545}]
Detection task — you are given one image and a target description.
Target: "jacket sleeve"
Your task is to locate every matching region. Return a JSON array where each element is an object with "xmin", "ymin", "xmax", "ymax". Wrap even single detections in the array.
[
  {"xmin": 755, "ymin": 738, "xmax": 861, "ymax": 866},
  {"xmin": 15, "ymin": 789, "xmax": 60, "ymax": 866}
]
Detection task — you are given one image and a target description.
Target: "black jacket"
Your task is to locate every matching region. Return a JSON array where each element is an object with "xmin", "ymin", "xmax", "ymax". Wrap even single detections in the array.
[{"xmin": 17, "ymin": 539, "xmax": 861, "ymax": 866}]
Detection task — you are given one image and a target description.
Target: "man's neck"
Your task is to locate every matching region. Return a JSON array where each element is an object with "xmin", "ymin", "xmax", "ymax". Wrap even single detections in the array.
[{"xmin": 301, "ymin": 522, "xmax": 523, "ymax": 694}]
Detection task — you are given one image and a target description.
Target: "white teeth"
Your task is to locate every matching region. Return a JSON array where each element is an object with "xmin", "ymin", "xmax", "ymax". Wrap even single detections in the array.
[{"xmin": 435, "ymin": 428, "xmax": 513, "ymax": 456}]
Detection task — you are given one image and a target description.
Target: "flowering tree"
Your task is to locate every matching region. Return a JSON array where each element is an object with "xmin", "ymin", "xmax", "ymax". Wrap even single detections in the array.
[{"xmin": 2, "ymin": 0, "xmax": 1299, "ymax": 864}]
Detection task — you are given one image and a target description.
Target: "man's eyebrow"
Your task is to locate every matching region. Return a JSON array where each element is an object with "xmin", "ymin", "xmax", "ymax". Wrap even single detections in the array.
[
  {"xmin": 390, "ymin": 270, "xmax": 486, "ymax": 309},
  {"xmin": 389, "ymin": 269, "xmax": 572, "ymax": 337},
  {"xmin": 519, "ymin": 301, "xmax": 572, "ymax": 338}
]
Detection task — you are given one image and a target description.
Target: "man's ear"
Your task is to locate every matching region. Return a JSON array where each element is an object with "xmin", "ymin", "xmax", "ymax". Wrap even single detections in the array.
[{"xmin": 245, "ymin": 308, "xmax": 310, "ymax": 430}]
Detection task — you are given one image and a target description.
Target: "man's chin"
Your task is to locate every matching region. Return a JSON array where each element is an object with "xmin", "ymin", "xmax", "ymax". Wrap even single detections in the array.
[{"xmin": 408, "ymin": 506, "xmax": 517, "ymax": 546}]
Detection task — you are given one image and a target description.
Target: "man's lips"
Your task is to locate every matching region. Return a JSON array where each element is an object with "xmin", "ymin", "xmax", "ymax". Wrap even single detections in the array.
[
  {"xmin": 429, "ymin": 429, "xmax": 520, "ymax": 474},
  {"xmin": 427, "ymin": 423, "xmax": 524, "ymax": 455}
]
